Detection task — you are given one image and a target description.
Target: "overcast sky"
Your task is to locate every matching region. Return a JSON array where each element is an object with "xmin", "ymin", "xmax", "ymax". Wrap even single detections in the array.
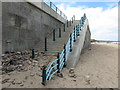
[{"xmin": 51, "ymin": 1, "xmax": 118, "ymax": 41}]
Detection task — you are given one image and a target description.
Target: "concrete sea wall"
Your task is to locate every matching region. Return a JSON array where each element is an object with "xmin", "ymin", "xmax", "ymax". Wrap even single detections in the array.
[{"xmin": 2, "ymin": 2, "xmax": 66, "ymax": 53}]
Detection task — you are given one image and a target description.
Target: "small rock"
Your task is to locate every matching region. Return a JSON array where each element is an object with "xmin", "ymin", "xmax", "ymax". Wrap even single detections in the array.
[
  {"xmin": 51, "ymin": 76, "xmax": 55, "ymax": 80},
  {"xmin": 84, "ymin": 75, "xmax": 91, "ymax": 84},
  {"xmin": 57, "ymin": 73, "xmax": 63, "ymax": 78},
  {"xmin": 16, "ymin": 52, "xmax": 21, "ymax": 55},
  {"xmin": 30, "ymin": 73, "xmax": 35, "ymax": 77},
  {"xmin": 85, "ymin": 75, "xmax": 90, "ymax": 81},
  {"xmin": 2, "ymin": 55, "xmax": 8, "ymax": 60},
  {"xmin": 35, "ymin": 52, "xmax": 38, "ymax": 55},
  {"xmin": 28, "ymin": 61, "xmax": 32, "ymax": 64},
  {"xmin": 1, "ymin": 54, "xmax": 5, "ymax": 57},
  {"xmin": 72, "ymin": 79, "xmax": 76, "ymax": 82},
  {"xmin": 88, "ymin": 48, "xmax": 91, "ymax": 50},
  {"xmin": 69, "ymin": 68, "xmax": 74, "ymax": 74},
  {"xmin": 19, "ymin": 64, "xmax": 22, "ymax": 67},
  {"xmin": 15, "ymin": 81, "xmax": 22, "ymax": 84},
  {"xmin": 23, "ymin": 68, "xmax": 28, "ymax": 71},
  {"xmin": 6, "ymin": 66, "xmax": 15, "ymax": 72},
  {"xmin": 68, "ymin": 73, "xmax": 76, "ymax": 78},
  {"xmin": 36, "ymin": 73, "xmax": 42, "ymax": 77},
  {"xmin": 30, "ymin": 82, "xmax": 33, "ymax": 84},
  {"xmin": 32, "ymin": 60, "xmax": 38, "ymax": 63},
  {"xmin": 25, "ymin": 76, "xmax": 28, "ymax": 80},
  {"xmin": 20, "ymin": 83, "xmax": 24, "ymax": 86},
  {"xmin": 2, "ymin": 78, "xmax": 10, "ymax": 84}
]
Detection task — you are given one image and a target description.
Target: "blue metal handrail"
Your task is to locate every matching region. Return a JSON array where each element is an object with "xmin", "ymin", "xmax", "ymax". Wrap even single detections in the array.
[
  {"xmin": 41, "ymin": 14, "xmax": 87, "ymax": 85},
  {"xmin": 44, "ymin": 0, "xmax": 67, "ymax": 20}
]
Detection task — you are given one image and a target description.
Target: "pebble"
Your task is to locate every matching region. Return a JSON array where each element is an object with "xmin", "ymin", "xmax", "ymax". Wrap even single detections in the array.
[
  {"xmin": 57, "ymin": 73, "xmax": 63, "ymax": 78},
  {"xmin": 68, "ymin": 73, "xmax": 76, "ymax": 78},
  {"xmin": 25, "ymin": 76, "xmax": 28, "ymax": 80},
  {"xmin": 20, "ymin": 83, "xmax": 24, "ymax": 86},
  {"xmin": 32, "ymin": 60, "xmax": 38, "ymax": 63},
  {"xmin": 84, "ymin": 75, "xmax": 91, "ymax": 84},
  {"xmin": 72, "ymin": 79, "xmax": 76, "ymax": 82},
  {"xmin": 16, "ymin": 52, "xmax": 21, "ymax": 55},
  {"xmin": 2, "ymin": 78, "xmax": 10, "ymax": 84},
  {"xmin": 69, "ymin": 68, "xmax": 74, "ymax": 74},
  {"xmin": 19, "ymin": 64, "xmax": 22, "ymax": 67},
  {"xmin": 30, "ymin": 73, "xmax": 35, "ymax": 77},
  {"xmin": 30, "ymin": 82, "xmax": 33, "ymax": 84},
  {"xmin": 2, "ymin": 55, "xmax": 8, "ymax": 60}
]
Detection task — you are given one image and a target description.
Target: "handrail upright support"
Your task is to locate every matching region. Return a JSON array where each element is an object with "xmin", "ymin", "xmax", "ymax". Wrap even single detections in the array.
[
  {"xmin": 57, "ymin": 53, "xmax": 60, "ymax": 73},
  {"xmin": 32, "ymin": 49, "xmax": 35, "ymax": 59},
  {"xmin": 59, "ymin": 28, "xmax": 61, "ymax": 38},
  {"xmin": 63, "ymin": 44, "xmax": 66, "ymax": 67},
  {"xmin": 42, "ymin": 66, "xmax": 47, "ymax": 86},
  {"xmin": 53, "ymin": 29, "xmax": 55, "ymax": 41},
  {"xmin": 70, "ymin": 20, "xmax": 71, "ymax": 26},
  {"xmin": 50, "ymin": 2, "xmax": 52, "ymax": 8},
  {"xmin": 45, "ymin": 37, "xmax": 47, "ymax": 51},
  {"xmin": 70, "ymin": 33, "xmax": 72, "ymax": 52},
  {"xmin": 64, "ymin": 24, "xmax": 65, "ymax": 32},
  {"xmin": 72, "ymin": 17, "xmax": 73, "ymax": 23},
  {"xmin": 74, "ymin": 27, "xmax": 76, "ymax": 42},
  {"xmin": 67, "ymin": 20, "xmax": 68, "ymax": 27}
]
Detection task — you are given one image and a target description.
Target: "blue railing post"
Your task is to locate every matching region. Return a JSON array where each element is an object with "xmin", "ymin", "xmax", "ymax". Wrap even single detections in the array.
[
  {"xmin": 32, "ymin": 49, "xmax": 35, "ymax": 59},
  {"xmin": 76, "ymin": 25, "xmax": 78, "ymax": 37},
  {"xmin": 67, "ymin": 20, "xmax": 68, "ymax": 27},
  {"xmin": 53, "ymin": 29, "xmax": 55, "ymax": 41},
  {"xmin": 42, "ymin": 65, "xmax": 47, "ymax": 85},
  {"xmin": 73, "ymin": 27, "xmax": 76, "ymax": 42},
  {"xmin": 59, "ymin": 28, "xmax": 61, "ymax": 38},
  {"xmin": 64, "ymin": 24, "xmax": 65, "ymax": 32},
  {"xmin": 70, "ymin": 33, "xmax": 72, "ymax": 52},
  {"xmin": 70, "ymin": 20, "xmax": 71, "ymax": 26},
  {"xmin": 82, "ymin": 17, "xmax": 84, "ymax": 25},
  {"xmin": 50, "ymin": 2, "xmax": 52, "ymax": 8},
  {"xmin": 56, "ymin": 7, "xmax": 57, "ymax": 12},
  {"xmin": 45, "ymin": 37, "xmax": 47, "ymax": 51},
  {"xmin": 74, "ymin": 15, "xmax": 75, "ymax": 21},
  {"xmin": 57, "ymin": 53, "xmax": 60, "ymax": 73},
  {"xmin": 76, "ymin": 24, "xmax": 80, "ymax": 37},
  {"xmin": 72, "ymin": 17, "xmax": 73, "ymax": 23},
  {"xmin": 63, "ymin": 44, "xmax": 66, "ymax": 67}
]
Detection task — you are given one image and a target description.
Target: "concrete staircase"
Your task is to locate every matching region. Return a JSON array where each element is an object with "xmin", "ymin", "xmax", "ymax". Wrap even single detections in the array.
[{"xmin": 34, "ymin": 20, "xmax": 80, "ymax": 55}]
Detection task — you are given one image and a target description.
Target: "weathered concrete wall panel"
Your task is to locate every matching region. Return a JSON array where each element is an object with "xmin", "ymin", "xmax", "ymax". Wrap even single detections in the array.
[
  {"xmin": 83, "ymin": 25, "xmax": 91, "ymax": 50},
  {"xmin": 2, "ymin": 2, "xmax": 63, "ymax": 53}
]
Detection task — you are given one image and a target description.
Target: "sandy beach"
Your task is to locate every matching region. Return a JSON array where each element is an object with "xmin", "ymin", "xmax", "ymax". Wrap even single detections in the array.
[{"xmin": 2, "ymin": 42, "xmax": 118, "ymax": 88}]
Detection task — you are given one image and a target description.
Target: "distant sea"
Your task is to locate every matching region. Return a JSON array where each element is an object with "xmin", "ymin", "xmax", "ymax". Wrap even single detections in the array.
[{"xmin": 110, "ymin": 42, "xmax": 120, "ymax": 44}]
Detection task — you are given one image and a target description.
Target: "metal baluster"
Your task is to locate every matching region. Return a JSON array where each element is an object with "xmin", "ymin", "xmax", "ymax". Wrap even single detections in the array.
[
  {"xmin": 53, "ymin": 29, "xmax": 55, "ymax": 41},
  {"xmin": 57, "ymin": 53, "xmax": 60, "ymax": 73},
  {"xmin": 32, "ymin": 49, "xmax": 35, "ymax": 59},
  {"xmin": 63, "ymin": 44, "xmax": 66, "ymax": 67},
  {"xmin": 42, "ymin": 65, "xmax": 47, "ymax": 85},
  {"xmin": 67, "ymin": 20, "xmax": 68, "ymax": 27},
  {"xmin": 59, "ymin": 28, "xmax": 61, "ymax": 38},
  {"xmin": 45, "ymin": 37, "xmax": 47, "ymax": 51},
  {"xmin": 74, "ymin": 27, "xmax": 76, "ymax": 42},
  {"xmin": 70, "ymin": 33, "xmax": 72, "ymax": 52}
]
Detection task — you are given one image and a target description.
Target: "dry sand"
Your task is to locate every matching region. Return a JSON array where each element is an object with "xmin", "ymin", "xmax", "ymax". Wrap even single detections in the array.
[{"xmin": 2, "ymin": 42, "xmax": 118, "ymax": 88}]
